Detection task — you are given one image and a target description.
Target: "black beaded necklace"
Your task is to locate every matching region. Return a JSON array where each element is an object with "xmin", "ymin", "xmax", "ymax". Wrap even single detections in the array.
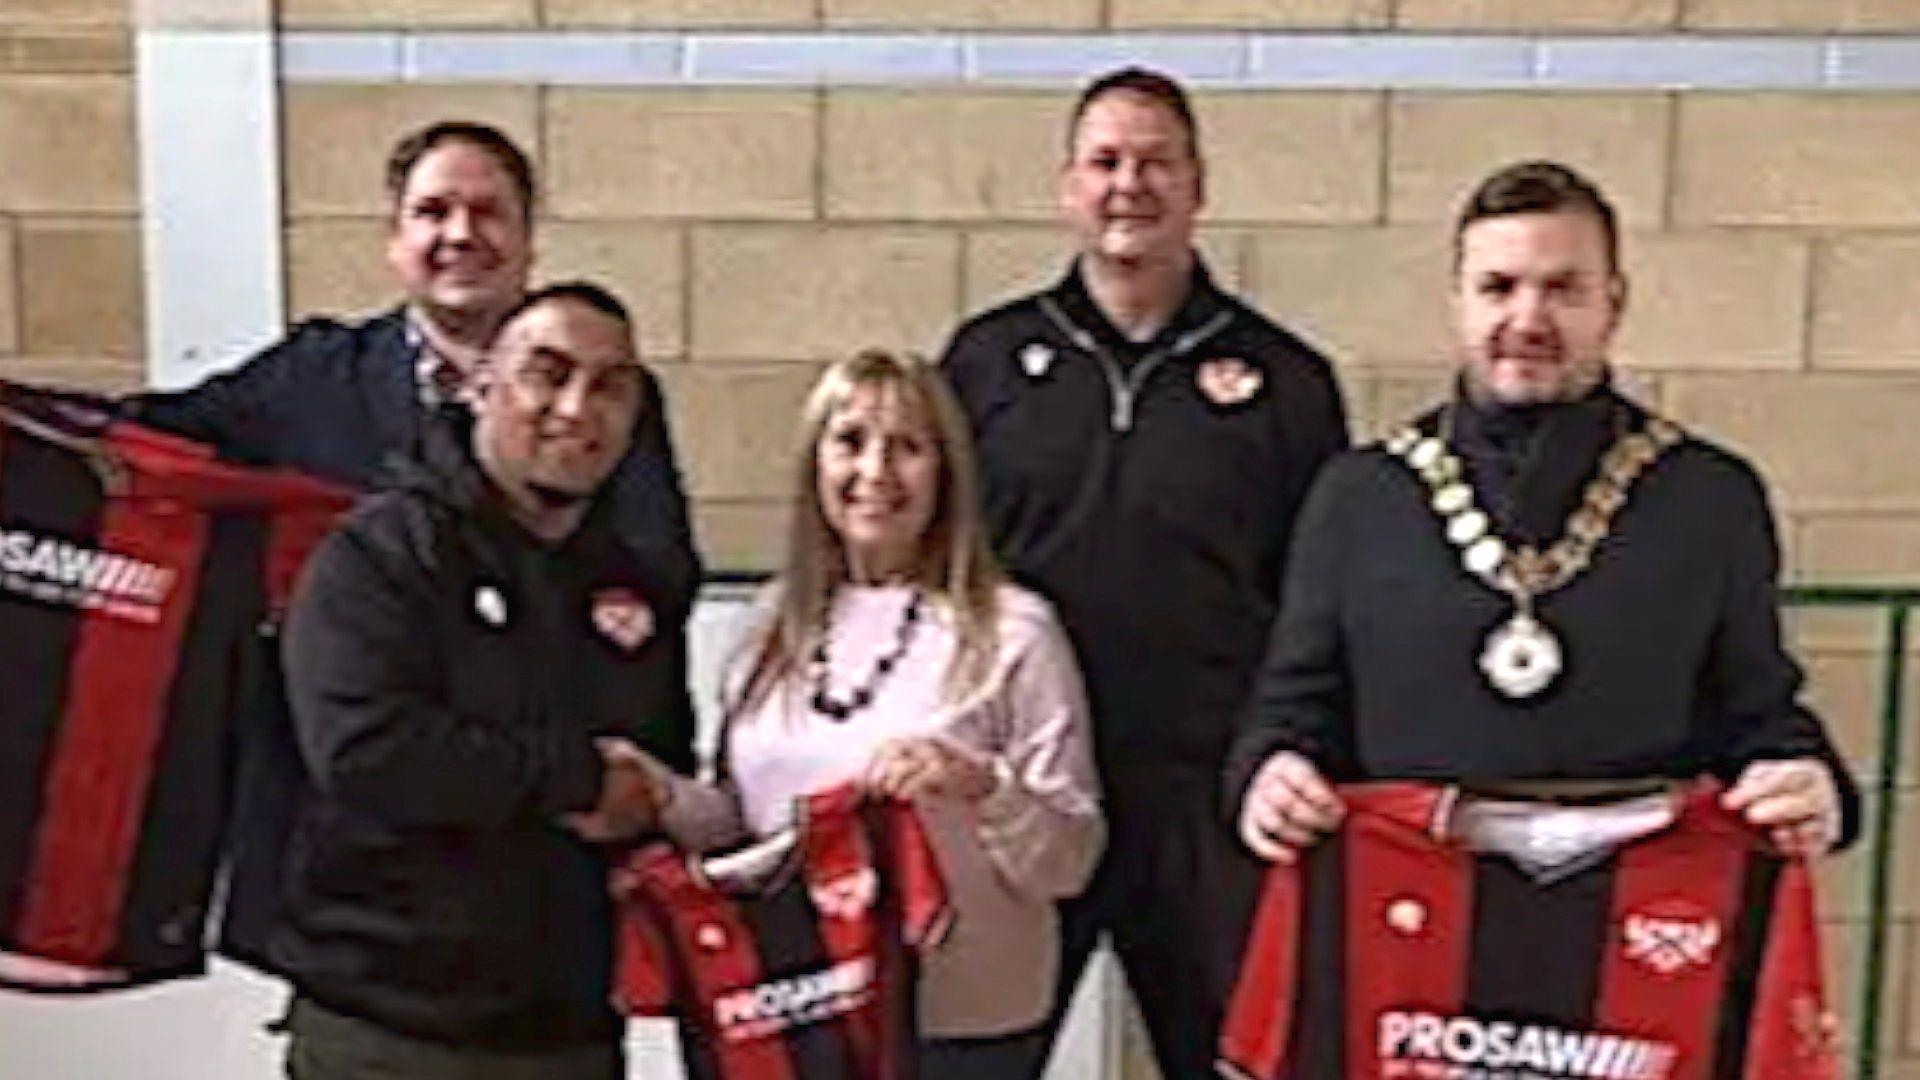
[{"xmin": 807, "ymin": 588, "xmax": 925, "ymax": 722}]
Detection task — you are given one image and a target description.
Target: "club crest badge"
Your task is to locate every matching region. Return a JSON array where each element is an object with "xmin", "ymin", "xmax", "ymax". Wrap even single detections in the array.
[
  {"xmin": 809, "ymin": 868, "xmax": 878, "ymax": 921},
  {"xmin": 592, "ymin": 588, "xmax": 654, "ymax": 652},
  {"xmin": 1018, "ymin": 342, "xmax": 1056, "ymax": 379},
  {"xmin": 473, "ymin": 584, "xmax": 508, "ymax": 628},
  {"xmin": 1622, "ymin": 900, "xmax": 1721, "ymax": 976},
  {"xmin": 1195, "ymin": 356, "xmax": 1263, "ymax": 407},
  {"xmin": 696, "ymin": 923, "xmax": 728, "ymax": 952}
]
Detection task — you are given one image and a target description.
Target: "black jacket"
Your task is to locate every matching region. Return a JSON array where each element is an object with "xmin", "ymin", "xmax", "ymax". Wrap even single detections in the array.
[
  {"xmin": 131, "ymin": 308, "xmax": 700, "ymax": 967},
  {"xmin": 273, "ymin": 414, "xmax": 695, "ymax": 1048},
  {"xmin": 1223, "ymin": 388, "xmax": 1861, "ymax": 843},
  {"xmin": 133, "ymin": 308, "xmax": 699, "ymax": 618},
  {"xmin": 941, "ymin": 261, "xmax": 1348, "ymax": 778}
]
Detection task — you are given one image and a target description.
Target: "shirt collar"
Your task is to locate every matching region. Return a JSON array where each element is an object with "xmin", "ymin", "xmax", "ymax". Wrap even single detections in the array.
[{"xmin": 405, "ymin": 308, "xmax": 467, "ymax": 409}]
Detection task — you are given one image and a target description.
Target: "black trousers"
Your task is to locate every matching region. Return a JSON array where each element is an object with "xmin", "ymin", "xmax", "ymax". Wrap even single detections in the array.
[
  {"xmin": 283, "ymin": 997, "xmax": 623, "ymax": 1080},
  {"xmin": 918, "ymin": 1026, "xmax": 1051, "ymax": 1079},
  {"xmin": 1031, "ymin": 768, "xmax": 1265, "ymax": 1080}
]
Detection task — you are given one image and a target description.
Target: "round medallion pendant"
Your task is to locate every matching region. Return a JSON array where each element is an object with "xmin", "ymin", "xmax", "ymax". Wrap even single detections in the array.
[{"xmin": 1478, "ymin": 613, "xmax": 1564, "ymax": 699}]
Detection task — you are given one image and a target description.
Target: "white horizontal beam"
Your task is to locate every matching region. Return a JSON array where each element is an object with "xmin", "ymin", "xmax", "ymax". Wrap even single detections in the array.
[{"xmin": 279, "ymin": 30, "xmax": 1920, "ymax": 90}]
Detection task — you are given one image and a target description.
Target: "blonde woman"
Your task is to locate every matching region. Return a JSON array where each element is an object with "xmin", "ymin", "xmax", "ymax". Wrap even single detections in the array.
[{"xmin": 691, "ymin": 349, "xmax": 1104, "ymax": 1076}]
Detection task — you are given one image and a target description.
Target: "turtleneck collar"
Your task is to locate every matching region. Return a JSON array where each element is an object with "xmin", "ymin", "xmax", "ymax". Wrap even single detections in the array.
[{"xmin": 1436, "ymin": 376, "xmax": 1632, "ymax": 546}]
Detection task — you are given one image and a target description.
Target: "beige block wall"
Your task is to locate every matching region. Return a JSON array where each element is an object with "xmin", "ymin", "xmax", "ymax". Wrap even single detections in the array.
[
  {"xmin": 1814, "ymin": 236, "xmax": 1920, "ymax": 371},
  {"xmin": 18, "ymin": 218, "xmax": 144, "ymax": 360},
  {"xmin": 266, "ymin": 0, "xmax": 1920, "ymax": 29},
  {"xmin": 0, "ymin": 0, "xmax": 139, "ymax": 392},
  {"xmin": 1110, "ymin": 0, "xmax": 1389, "ymax": 28},
  {"xmin": 276, "ymin": 0, "xmax": 534, "ymax": 27},
  {"xmin": 276, "ymin": 96, "xmax": 1920, "ymax": 1034},
  {"xmin": 823, "ymin": 0, "xmax": 1102, "ymax": 29},
  {"xmin": 276, "ymin": 77, "xmax": 1920, "ymax": 711},
  {"xmin": 1389, "ymin": 93, "xmax": 1672, "ymax": 226},
  {"xmin": 0, "ymin": 76, "xmax": 138, "ymax": 215},
  {"xmin": 0, "ymin": 8, "xmax": 1911, "ymax": 1078},
  {"xmin": 282, "ymin": 85, "xmax": 540, "ymax": 216},
  {"xmin": 549, "ymin": 90, "xmax": 818, "ymax": 220},
  {"xmin": 0, "ymin": 1, "xmax": 127, "ymax": 27},
  {"xmin": 823, "ymin": 93, "xmax": 1059, "ymax": 222},
  {"xmin": 541, "ymin": 222, "xmax": 688, "ymax": 362},
  {"xmin": 1677, "ymin": 97, "xmax": 1920, "ymax": 228},
  {"xmin": 688, "ymin": 226, "xmax": 961, "ymax": 362},
  {"xmin": 1684, "ymin": 0, "xmax": 1920, "ymax": 31},
  {"xmin": 2, "ymin": 0, "xmax": 1903, "ymax": 1071},
  {"xmin": 1204, "ymin": 93, "xmax": 1385, "ymax": 223},
  {"xmin": 542, "ymin": 0, "xmax": 811, "ymax": 28},
  {"xmin": 284, "ymin": 217, "xmax": 391, "ymax": 319},
  {"xmin": 1395, "ymin": 0, "xmax": 1676, "ymax": 27}
]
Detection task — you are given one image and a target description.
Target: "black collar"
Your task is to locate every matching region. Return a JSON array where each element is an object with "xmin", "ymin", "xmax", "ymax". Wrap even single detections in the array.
[
  {"xmin": 1045, "ymin": 256, "xmax": 1233, "ymax": 359},
  {"xmin": 393, "ymin": 407, "xmax": 619, "ymax": 558},
  {"xmin": 1416, "ymin": 380, "xmax": 1640, "ymax": 546}
]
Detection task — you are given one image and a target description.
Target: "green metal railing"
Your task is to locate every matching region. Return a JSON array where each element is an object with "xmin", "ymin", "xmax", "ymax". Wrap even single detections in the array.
[{"xmin": 1783, "ymin": 586, "xmax": 1920, "ymax": 1079}]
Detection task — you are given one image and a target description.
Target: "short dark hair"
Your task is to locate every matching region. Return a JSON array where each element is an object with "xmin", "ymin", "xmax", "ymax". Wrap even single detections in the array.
[
  {"xmin": 385, "ymin": 120, "xmax": 536, "ymax": 222},
  {"xmin": 1454, "ymin": 160, "xmax": 1621, "ymax": 274},
  {"xmin": 491, "ymin": 282, "xmax": 654, "ymax": 415},
  {"xmin": 498, "ymin": 280, "xmax": 634, "ymax": 338},
  {"xmin": 1066, "ymin": 66, "xmax": 1201, "ymax": 159}
]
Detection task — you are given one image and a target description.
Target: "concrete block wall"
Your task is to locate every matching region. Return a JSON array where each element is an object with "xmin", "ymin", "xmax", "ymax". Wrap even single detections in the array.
[
  {"xmin": 267, "ymin": 0, "xmax": 1920, "ymax": 30},
  {"xmin": 0, "ymin": 3, "xmax": 141, "ymax": 390},
  {"xmin": 9, "ymin": 0, "xmax": 1920, "ymax": 1076},
  {"xmin": 278, "ymin": 78, "xmax": 1920, "ymax": 589},
  {"xmin": 271, "ymin": 66, "xmax": 1920, "ymax": 1078}
]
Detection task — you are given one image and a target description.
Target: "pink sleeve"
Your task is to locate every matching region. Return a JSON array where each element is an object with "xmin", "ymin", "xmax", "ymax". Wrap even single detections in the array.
[
  {"xmin": 970, "ymin": 602, "xmax": 1106, "ymax": 902},
  {"xmin": 646, "ymin": 759, "xmax": 748, "ymax": 854}
]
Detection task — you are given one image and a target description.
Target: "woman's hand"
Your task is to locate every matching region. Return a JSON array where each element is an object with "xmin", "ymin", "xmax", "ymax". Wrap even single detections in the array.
[{"xmin": 865, "ymin": 735, "xmax": 998, "ymax": 804}]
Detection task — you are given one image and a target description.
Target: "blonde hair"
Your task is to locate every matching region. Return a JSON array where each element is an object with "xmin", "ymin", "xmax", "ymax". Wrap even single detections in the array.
[{"xmin": 730, "ymin": 349, "xmax": 1005, "ymax": 717}]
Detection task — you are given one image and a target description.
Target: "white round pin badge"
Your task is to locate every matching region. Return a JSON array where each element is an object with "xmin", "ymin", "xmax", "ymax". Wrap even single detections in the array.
[
  {"xmin": 1019, "ymin": 342, "xmax": 1055, "ymax": 379},
  {"xmin": 474, "ymin": 585, "xmax": 508, "ymax": 628}
]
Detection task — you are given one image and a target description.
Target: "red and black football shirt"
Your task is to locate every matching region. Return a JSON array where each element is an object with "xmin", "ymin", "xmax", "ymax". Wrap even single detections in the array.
[
  {"xmin": 615, "ymin": 785, "xmax": 951, "ymax": 1080},
  {"xmin": 1221, "ymin": 782, "xmax": 1838, "ymax": 1080},
  {"xmin": 0, "ymin": 383, "xmax": 349, "ymax": 987}
]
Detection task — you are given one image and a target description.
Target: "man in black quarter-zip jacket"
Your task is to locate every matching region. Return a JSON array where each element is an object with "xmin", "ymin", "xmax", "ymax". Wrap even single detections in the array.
[
  {"xmin": 275, "ymin": 283, "xmax": 689, "ymax": 1079},
  {"xmin": 939, "ymin": 66, "xmax": 1350, "ymax": 1079}
]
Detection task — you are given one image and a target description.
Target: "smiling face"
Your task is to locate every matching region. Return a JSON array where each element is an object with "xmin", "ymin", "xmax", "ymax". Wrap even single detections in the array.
[
  {"xmin": 386, "ymin": 138, "xmax": 533, "ymax": 327},
  {"xmin": 814, "ymin": 383, "xmax": 942, "ymax": 584},
  {"xmin": 1059, "ymin": 89, "xmax": 1204, "ymax": 270},
  {"xmin": 1452, "ymin": 209, "xmax": 1624, "ymax": 408},
  {"xmin": 472, "ymin": 296, "xmax": 643, "ymax": 513}
]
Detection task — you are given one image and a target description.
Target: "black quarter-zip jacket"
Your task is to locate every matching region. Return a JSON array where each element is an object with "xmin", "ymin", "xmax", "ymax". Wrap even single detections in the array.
[
  {"xmin": 273, "ymin": 412, "xmax": 695, "ymax": 1049},
  {"xmin": 941, "ymin": 261, "xmax": 1349, "ymax": 778},
  {"xmin": 131, "ymin": 309, "xmax": 702, "ymax": 974}
]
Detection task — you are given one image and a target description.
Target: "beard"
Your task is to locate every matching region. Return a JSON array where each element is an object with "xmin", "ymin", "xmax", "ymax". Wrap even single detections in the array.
[
  {"xmin": 525, "ymin": 480, "xmax": 591, "ymax": 509},
  {"xmin": 1466, "ymin": 360, "xmax": 1607, "ymax": 408}
]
